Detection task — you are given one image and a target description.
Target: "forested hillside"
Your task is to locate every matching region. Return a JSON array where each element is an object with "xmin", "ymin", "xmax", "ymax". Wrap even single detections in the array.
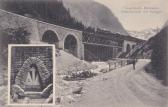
[{"xmin": 0, "ymin": 0, "xmax": 85, "ymax": 31}]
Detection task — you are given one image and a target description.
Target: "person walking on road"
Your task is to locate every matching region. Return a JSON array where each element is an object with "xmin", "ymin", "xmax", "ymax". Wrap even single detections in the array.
[{"xmin": 132, "ymin": 58, "xmax": 137, "ymax": 70}]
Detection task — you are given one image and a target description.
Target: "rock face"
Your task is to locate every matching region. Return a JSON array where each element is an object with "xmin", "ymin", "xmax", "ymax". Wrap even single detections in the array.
[
  {"xmin": 63, "ymin": 0, "xmax": 128, "ymax": 35},
  {"xmin": 151, "ymin": 26, "xmax": 168, "ymax": 82}
]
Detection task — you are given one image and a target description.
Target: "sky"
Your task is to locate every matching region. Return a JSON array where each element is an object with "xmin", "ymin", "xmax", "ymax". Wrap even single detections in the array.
[{"xmin": 94, "ymin": 0, "xmax": 168, "ymax": 31}]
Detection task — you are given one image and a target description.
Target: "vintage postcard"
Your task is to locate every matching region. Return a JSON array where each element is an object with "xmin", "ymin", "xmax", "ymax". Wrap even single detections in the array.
[{"xmin": 0, "ymin": 0, "xmax": 167, "ymax": 107}]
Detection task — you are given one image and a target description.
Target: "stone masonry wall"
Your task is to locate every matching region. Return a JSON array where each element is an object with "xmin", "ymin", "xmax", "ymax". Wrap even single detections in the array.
[{"xmin": 11, "ymin": 46, "xmax": 53, "ymax": 89}]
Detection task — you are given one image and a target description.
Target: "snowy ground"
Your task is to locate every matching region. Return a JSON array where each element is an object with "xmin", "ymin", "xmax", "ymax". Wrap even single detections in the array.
[{"xmin": 65, "ymin": 59, "xmax": 168, "ymax": 107}]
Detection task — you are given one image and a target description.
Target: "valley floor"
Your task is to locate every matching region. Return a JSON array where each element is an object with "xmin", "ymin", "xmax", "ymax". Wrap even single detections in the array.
[{"xmin": 65, "ymin": 59, "xmax": 168, "ymax": 107}]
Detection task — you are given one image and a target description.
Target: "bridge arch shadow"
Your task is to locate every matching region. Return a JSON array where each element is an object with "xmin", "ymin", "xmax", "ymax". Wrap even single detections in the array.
[
  {"xmin": 42, "ymin": 30, "xmax": 59, "ymax": 48},
  {"xmin": 64, "ymin": 35, "xmax": 78, "ymax": 57}
]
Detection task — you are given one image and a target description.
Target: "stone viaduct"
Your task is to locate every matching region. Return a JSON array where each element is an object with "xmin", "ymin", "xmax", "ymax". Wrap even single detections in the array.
[{"xmin": 0, "ymin": 9, "xmax": 144, "ymax": 61}]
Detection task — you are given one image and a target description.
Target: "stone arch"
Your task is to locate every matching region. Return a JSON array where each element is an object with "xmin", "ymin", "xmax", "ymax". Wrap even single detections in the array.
[
  {"xmin": 15, "ymin": 57, "xmax": 52, "ymax": 91},
  {"xmin": 42, "ymin": 30, "xmax": 59, "ymax": 48},
  {"xmin": 64, "ymin": 34, "xmax": 78, "ymax": 57},
  {"xmin": 126, "ymin": 44, "xmax": 131, "ymax": 53}
]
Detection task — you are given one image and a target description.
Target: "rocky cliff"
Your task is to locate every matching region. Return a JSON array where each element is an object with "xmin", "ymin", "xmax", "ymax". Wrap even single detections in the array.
[{"xmin": 63, "ymin": 0, "xmax": 128, "ymax": 35}]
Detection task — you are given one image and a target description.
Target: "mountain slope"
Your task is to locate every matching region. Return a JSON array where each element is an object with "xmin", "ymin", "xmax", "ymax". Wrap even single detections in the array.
[
  {"xmin": 0, "ymin": 0, "xmax": 128, "ymax": 35},
  {"xmin": 63, "ymin": 0, "xmax": 128, "ymax": 35},
  {"xmin": 128, "ymin": 28, "xmax": 160, "ymax": 40}
]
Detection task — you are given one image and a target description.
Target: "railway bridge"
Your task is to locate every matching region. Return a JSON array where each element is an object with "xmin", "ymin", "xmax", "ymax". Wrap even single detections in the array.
[{"xmin": 0, "ymin": 9, "xmax": 144, "ymax": 61}]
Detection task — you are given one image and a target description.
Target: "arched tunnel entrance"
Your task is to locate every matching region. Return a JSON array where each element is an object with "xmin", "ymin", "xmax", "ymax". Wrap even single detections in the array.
[
  {"xmin": 64, "ymin": 35, "xmax": 77, "ymax": 57},
  {"xmin": 42, "ymin": 30, "xmax": 59, "ymax": 48}
]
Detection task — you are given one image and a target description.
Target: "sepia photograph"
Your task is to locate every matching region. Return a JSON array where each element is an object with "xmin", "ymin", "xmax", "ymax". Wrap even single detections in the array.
[
  {"xmin": 8, "ymin": 44, "xmax": 55, "ymax": 105},
  {"xmin": 0, "ymin": 0, "xmax": 167, "ymax": 107}
]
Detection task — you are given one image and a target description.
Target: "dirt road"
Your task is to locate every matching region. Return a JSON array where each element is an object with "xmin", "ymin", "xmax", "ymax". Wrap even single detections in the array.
[{"xmin": 66, "ymin": 59, "xmax": 168, "ymax": 107}]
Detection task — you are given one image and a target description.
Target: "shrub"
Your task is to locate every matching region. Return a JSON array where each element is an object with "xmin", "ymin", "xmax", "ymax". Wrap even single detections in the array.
[{"xmin": 0, "ymin": 27, "xmax": 30, "ymax": 64}]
